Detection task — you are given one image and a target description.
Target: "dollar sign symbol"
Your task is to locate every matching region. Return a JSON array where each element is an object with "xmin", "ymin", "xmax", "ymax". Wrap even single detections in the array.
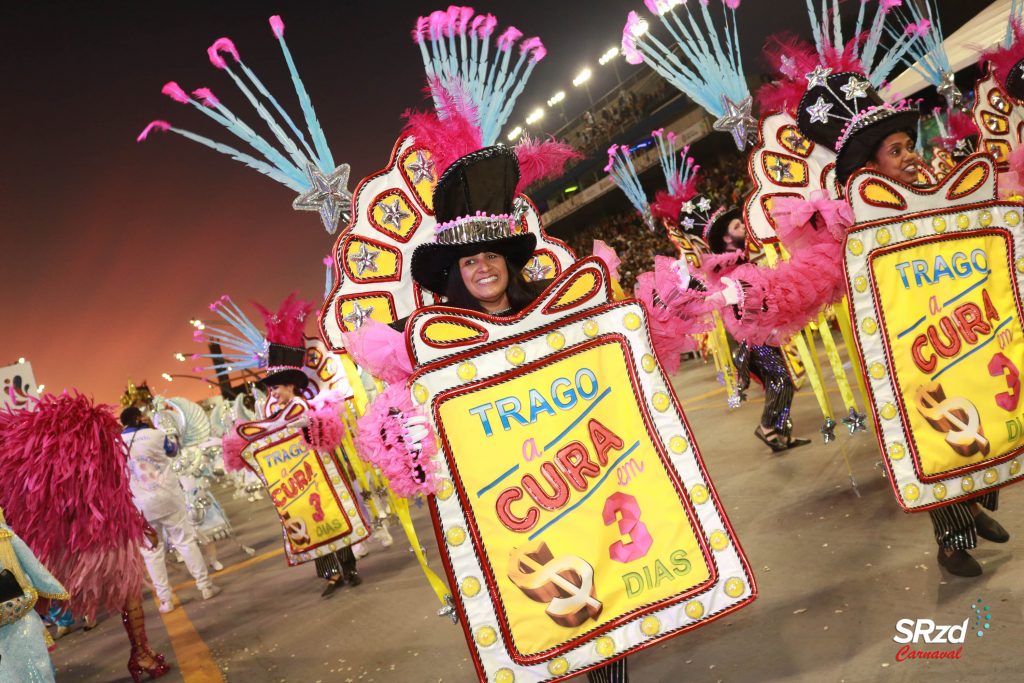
[
  {"xmin": 915, "ymin": 382, "xmax": 990, "ymax": 457},
  {"xmin": 507, "ymin": 541, "xmax": 603, "ymax": 628}
]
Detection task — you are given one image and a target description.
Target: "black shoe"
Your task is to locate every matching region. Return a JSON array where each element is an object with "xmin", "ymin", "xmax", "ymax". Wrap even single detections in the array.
[
  {"xmin": 975, "ymin": 512, "xmax": 1009, "ymax": 543},
  {"xmin": 321, "ymin": 579, "xmax": 341, "ymax": 597},
  {"xmin": 786, "ymin": 437, "xmax": 811, "ymax": 449},
  {"xmin": 937, "ymin": 548, "xmax": 982, "ymax": 577},
  {"xmin": 346, "ymin": 571, "xmax": 363, "ymax": 587},
  {"xmin": 754, "ymin": 428, "xmax": 788, "ymax": 453}
]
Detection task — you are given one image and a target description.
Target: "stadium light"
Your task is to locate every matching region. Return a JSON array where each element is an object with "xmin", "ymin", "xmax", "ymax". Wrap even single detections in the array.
[
  {"xmin": 572, "ymin": 68, "xmax": 592, "ymax": 87},
  {"xmin": 36, "ymin": 384, "xmax": 45, "ymax": 393},
  {"xmin": 599, "ymin": 47, "xmax": 619, "ymax": 66},
  {"xmin": 17, "ymin": 357, "xmax": 25, "ymax": 364},
  {"xmin": 547, "ymin": 91, "xmax": 566, "ymax": 107},
  {"xmin": 507, "ymin": 126, "xmax": 523, "ymax": 141},
  {"xmin": 629, "ymin": 18, "xmax": 649, "ymax": 36},
  {"xmin": 174, "ymin": 352, "xmax": 186, "ymax": 362},
  {"xmin": 525, "ymin": 107, "xmax": 545, "ymax": 125},
  {"xmin": 161, "ymin": 373, "xmax": 173, "ymax": 382}
]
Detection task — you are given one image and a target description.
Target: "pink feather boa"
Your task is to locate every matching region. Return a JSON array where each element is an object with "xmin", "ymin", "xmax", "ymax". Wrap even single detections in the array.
[
  {"xmin": 356, "ymin": 384, "xmax": 439, "ymax": 499},
  {"xmin": 634, "ymin": 256, "xmax": 713, "ymax": 373},
  {"xmin": 514, "ymin": 136, "xmax": 582, "ymax": 195},
  {"xmin": 340, "ymin": 319, "xmax": 413, "ymax": 385},
  {"xmin": 222, "ymin": 426, "xmax": 249, "ymax": 472},
  {"xmin": 0, "ymin": 391, "xmax": 145, "ymax": 616},
  {"xmin": 253, "ymin": 292, "xmax": 315, "ymax": 347},
  {"xmin": 303, "ymin": 389, "xmax": 349, "ymax": 452},
  {"xmin": 980, "ymin": 20, "xmax": 1024, "ymax": 92},
  {"xmin": 697, "ymin": 194, "xmax": 852, "ymax": 346}
]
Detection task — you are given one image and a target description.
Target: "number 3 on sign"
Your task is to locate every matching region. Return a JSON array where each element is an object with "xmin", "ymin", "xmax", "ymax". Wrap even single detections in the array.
[
  {"xmin": 988, "ymin": 352, "xmax": 1021, "ymax": 412},
  {"xmin": 602, "ymin": 492, "xmax": 653, "ymax": 563}
]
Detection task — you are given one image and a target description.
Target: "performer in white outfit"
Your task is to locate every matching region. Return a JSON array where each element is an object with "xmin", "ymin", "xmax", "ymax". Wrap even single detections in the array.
[{"xmin": 120, "ymin": 407, "xmax": 220, "ymax": 613}]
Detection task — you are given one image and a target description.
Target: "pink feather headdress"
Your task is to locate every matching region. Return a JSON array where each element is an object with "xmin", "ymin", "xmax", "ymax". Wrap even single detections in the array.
[{"xmin": 253, "ymin": 292, "xmax": 314, "ymax": 348}]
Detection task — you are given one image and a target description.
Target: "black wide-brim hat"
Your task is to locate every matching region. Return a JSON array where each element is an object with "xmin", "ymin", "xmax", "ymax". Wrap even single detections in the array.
[
  {"xmin": 260, "ymin": 343, "xmax": 309, "ymax": 390},
  {"xmin": 834, "ymin": 109, "xmax": 920, "ymax": 187},
  {"xmin": 410, "ymin": 145, "xmax": 537, "ymax": 297}
]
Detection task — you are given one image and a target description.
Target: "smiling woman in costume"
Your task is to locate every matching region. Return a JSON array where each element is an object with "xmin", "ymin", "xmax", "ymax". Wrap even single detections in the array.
[{"xmin": 797, "ymin": 71, "xmax": 1011, "ymax": 578}]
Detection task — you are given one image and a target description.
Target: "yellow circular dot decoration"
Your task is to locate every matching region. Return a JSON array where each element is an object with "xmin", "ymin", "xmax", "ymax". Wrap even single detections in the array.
[
  {"xmin": 652, "ymin": 391, "xmax": 670, "ymax": 412},
  {"xmin": 724, "ymin": 578, "xmax": 745, "ymax": 598},
  {"xmin": 932, "ymin": 216, "xmax": 947, "ymax": 232},
  {"xmin": 861, "ymin": 318, "xmax": 877, "ymax": 335},
  {"xmin": 437, "ymin": 479, "xmax": 455, "ymax": 501},
  {"xmin": 446, "ymin": 527, "xmax": 467, "ymax": 546},
  {"xmin": 983, "ymin": 468, "xmax": 999, "ymax": 485},
  {"xmin": 903, "ymin": 484, "xmax": 920, "ymax": 501},
  {"xmin": 505, "ymin": 346, "xmax": 526, "ymax": 366},
  {"xmin": 640, "ymin": 616, "xmax": 661, "ymax": 636},
  {"xmin": 1017, "ymin": 259, "xmax": 1024, "ymax": 274},
  {"xmin": 690, "ymin": 484, "xmax": 709, "ymax": 504},
  {"xmin": 854, "ymin": 276, "xmax": 868, "ymax": 293},
  {"xmin": 624, "ymin": 312, "xmax": 642, "ymax": 330},
  {"xmin": 933, "ymin": 483, "xmax": 947, "ymax": 500},
  {"xmin": 547, "ymin": 658, "xmax": 569, "ymax": 676},
  {"xmin": 869, "ymin": 362, "xmax": 886, "ymax": 379},
  {"xmin": 457, "ymin": 361, "xmax": 477, "ymax": 381},
  {"xmin": 583, "ymin": 320, "xmax": 599, "ymax": 337},
  {"xmin": 848, "ymin": 239, "xmax": 864, "ymax": 256},
  {"xmin": 880, "ymin": 403, "xmax": 897, "ymax": 420},
  {"xmin": 461, "ymin": 576, "xmax": 481, "ymax": 597},
  {"xmin": 547, "ymin": 332, "xmax": 565, "ymax": 350},
  {"xmin": 1007, "ymin": 210, "xmax": 1021, "ymax": 227},
  {"xmin": 494, "ymin": 669, "xmax": 515, "ymax": 683},
  {"xmin": 956, "ymin": 214, "xmax": 970, "ymax": 229},
  {"xmin": 413, "ymin": 383, "xmax": 429, "ymax": 405},
  {"xmin": 685, "ymin": 600, "xmax": 705, "ymax": 620},
  {"xmin": 979, "ymin": 210, "xmax": 993, "ymax": 227},
  {"xmin": 331, "ymin": 476, "xmax": 342, "ymax": 485},
  {"xmin": 901, "ymin": 221, "xmax": 917, "ymax": 238},
  {"xmin": 669, "ymin": 436, "xmax": 688, "ymax": 453},
  {"xmin": 1011, "ymin": 460, "xmax": 1022, "ymax": 476},
  {"xmin": 876, "ymin": 228, "xmax": 891, "ymax": 245},
  {"xmin": 709, "ymin": 530, "xmax": 729, "ymax": 551},
  {"xmin": 475, "ymin": 626, "xmax": 497, "ymax": 647},
  {"xmin": 641, "ymin": 354, "xmax": 657, "ymax": 373},
  {"xmin": 889, "ymin": 443, "xmax": 905, "ymax": 460},
  {"xmin": 595, "ymin": 636, "xmax": 615, "ymax": 657},
  {"xmin": 962, "ymin": 476, "xmax": 975, "ymax": 492}
]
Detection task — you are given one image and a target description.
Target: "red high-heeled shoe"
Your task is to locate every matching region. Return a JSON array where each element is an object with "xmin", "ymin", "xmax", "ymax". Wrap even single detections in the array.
[{"xmin": 127, "ymin": 649, "xmax": 171, "ymax": 682}]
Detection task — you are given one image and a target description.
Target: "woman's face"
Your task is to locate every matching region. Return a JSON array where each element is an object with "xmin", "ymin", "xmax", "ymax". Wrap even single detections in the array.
[
  {"xmin": 866, "ymin": 131, "xmax": 920, "ymax": 185},
  {"xmin": 270, "ymin": 383, "xmax": 296, "ymax": 402},
  {"xmin": 458, "ymin": 251, "xmax": 510, "ymax": 312}
]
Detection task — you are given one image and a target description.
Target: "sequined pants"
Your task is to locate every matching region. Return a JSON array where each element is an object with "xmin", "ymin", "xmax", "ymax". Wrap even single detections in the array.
[
  {"xmin": 314, "ymin": 546, "xmax": 356, "ymax": 580},
  {"xmin": 748, "ymin": 345, "xmax": 795, "ymax": 434},
  {"xmin": 928, "ymin": 491, "xmax": 1000, "ymax": 549},
  {"xmin": 587, "ymin": 657, "xmax": 628, "ymax": 682}
]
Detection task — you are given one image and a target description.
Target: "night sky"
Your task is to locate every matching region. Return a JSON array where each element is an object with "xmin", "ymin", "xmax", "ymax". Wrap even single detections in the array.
[{"xmin": 0, "ymin": 0, "xmax": 985, "ymax": 405}]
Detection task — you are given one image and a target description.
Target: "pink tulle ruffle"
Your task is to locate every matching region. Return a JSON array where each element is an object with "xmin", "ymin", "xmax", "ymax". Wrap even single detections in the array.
[
  {"xmin": 340, "ymin": 319, "xmax": 414, "ymax": 385},
  {"xmin": 356, "ymin": 384, "xmax": 439, "ymax": 499},
  {"xmin": 222, "ymin": 427, "xmax": 248, "ymax": 472}
]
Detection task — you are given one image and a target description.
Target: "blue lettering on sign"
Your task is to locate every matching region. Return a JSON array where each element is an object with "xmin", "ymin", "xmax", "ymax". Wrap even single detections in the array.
[
  {"xmin": 468, "ymin": 368, "xmax": 601, "ymax": 436},
  {"xmin": 895, "ymin": 250, "xmax": 990, "ymax": 289}
]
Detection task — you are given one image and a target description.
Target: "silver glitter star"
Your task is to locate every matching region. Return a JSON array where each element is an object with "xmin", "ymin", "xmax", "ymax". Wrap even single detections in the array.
[
  {"xmin": 841, "ymin": 408, "xmax": 868, "ymax": 435},
  {"xmin": 343, "ymin": 302, "xmax": 375, "ymax": 329},
  {"xmin": 681, "ymin": 200, "xmax": 695, "ymax": 214},
  {"xmin": 348, "ymin": 243, "xmax": 379, "ymax": 277},
  {"xmin": 292, "ymin": 162, "xmax": 352, "ymax": 235},
  {"xmin": 437, "ymin": 594, "xmax": 459, "ymax": 624},
  {"xmin": 523, "ymin": 256, "xmax": 552, "ymax": 282},
  {"xmin": 682, "ymin": 216, "xmax": 696, "ymax": 230},
  {"xmin": 805, "ymin": 65, "xmax": 833, "ymax": 89},
  {"xmin": 407, "ymin": 150, "xmax": 436, "ymax": 185},
  {"xmin": 783, "ymin": 130, "xmax": 809, "ymax": 154},
  {"xmin": 727, "ymin": 392, "xmax": 742, "ymax": 409},
  {"xmin": 806, "ymin": 96, "xmax": 834, "ymax": 124},
  {"xmin": 839, "ymin": 76, "xmax": 869, "ymax": 101},
  {"xmin": 779, "ymin": 54, "xmax": 797, "ymax": 78},
  {"xmin": 696, "ymin": 197, "xmax": 712, "ymax": 212},
  {"xmin": 936, "ymin": 71, "xmax": 965, "ymax": 111},
  {"xmin": 378, "ymin": 197, "xmax": 411, "ymax": 231},
  {"xmin": 768, "ymin": 158, "xmax": 793, "ymax": 182},
  {"xmin": 820, "ymin": 417, "xmax": 837, "ymax": 444},
  {"xmin": 712, "ymin": 96, "xmax": 757, "ymax": 150}
]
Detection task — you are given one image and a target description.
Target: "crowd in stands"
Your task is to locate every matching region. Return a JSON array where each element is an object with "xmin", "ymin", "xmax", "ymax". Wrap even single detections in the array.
[
  {"xmin": 564, "ymin": 210, "xmax": 677, "ymax": 292},
  {"xmin": 563, "ymin": 80, "xmax": 677, "ymax": 159}
]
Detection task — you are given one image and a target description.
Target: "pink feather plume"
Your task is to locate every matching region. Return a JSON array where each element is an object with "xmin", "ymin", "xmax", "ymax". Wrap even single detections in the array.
[
  {"xmin": 592, "ymin": 240, "xmax": 622, "ymax": 281},
  {"xmin": 340, "ymin": 319, "xmax": 413, "ymax": 385},
  {"xmin": 0, "ymin": 391, "xmax": 145, "ymax": 616},
  {"xmin": 497, "ymin": 26, "xmax": 523, "ymax": 51},
  {"xmin": 999, "ymin": 144, "xmax": 1024, "ymax": 199},
  {"xmin": 269, "ymin": 15, "xmax": 285, "ymax": 39},
  {"xmin": 253, "ymin": 292, "xmax": 314, "ymax": 347},
  {"xmin": 192, "ymin": 87, "xmax": 220, "ymax": 107},
  {"xmin": 513, "ymin": 136, "xmax": 581, "ymax": 195},
  {"xmin": 222, "ymin": 427, "xmax": 248, "ymax": 472},
  {"xmin": 161, "ymin": 81, "xmax": 190, "ymax": 104},
  {"xmin": 756, "ymin": 35, "xmax": 865, "ymax": 115},
  {"xmin": 980, "ymin": 21, "xmax": 1024, "ymax": 90},
  {"xmin": 208, "ymin": 37, "xmax": 239, "ymax": 69},
  {"xmin": 137, "ymin": 120, "xmax": 170, "ymax": 142},
  {"xmin": 403, "ymin": 78, "xmax": 483, "ymax": 180}
]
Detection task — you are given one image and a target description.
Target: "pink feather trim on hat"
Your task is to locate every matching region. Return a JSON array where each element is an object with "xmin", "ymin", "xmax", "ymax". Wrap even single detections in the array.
[
  {"xmin": 756, "ymin": 35, "xmax": 865, "ymax": 115},
  {"xmin": 253, "ymin": 292, "xmax": 314, "ymax": 347},
  {"xmin": 514, "ymin": 136, "xmax": 581, "ymax": 195},
  {"xmin": 980, "ymin": 20, "xmax": 1024, "ymax": 90},
  {"xmin": 403, "ymin": 78, "xmax": 484, "ymax": 181}
]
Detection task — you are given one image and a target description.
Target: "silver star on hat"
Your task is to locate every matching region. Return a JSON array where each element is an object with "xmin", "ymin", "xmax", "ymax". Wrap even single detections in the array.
[
  {"xmin": 806, "ymin": 96, "xmax": 834, "ymax": 124},
  {"xmin": 712, "ymin": 96, "xmax": 757, "ymax": 150},
  {"xmin": 406, "ymin": 150, "xmax": 436, "ymax": 185},
  {"xmin": 292, "ymin": 162, "xmax": 352, "ymax": 235},
  {"xmin": 523, "ymin": 256, "xmax": 552, "ymax": 282},
  {"xmin": 805, "ymin": 65, "xmax": 833, "ymax": 89},
  {"xmin": 839, "ymin": 76, "xmax": 869, "ymax": 101}
]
